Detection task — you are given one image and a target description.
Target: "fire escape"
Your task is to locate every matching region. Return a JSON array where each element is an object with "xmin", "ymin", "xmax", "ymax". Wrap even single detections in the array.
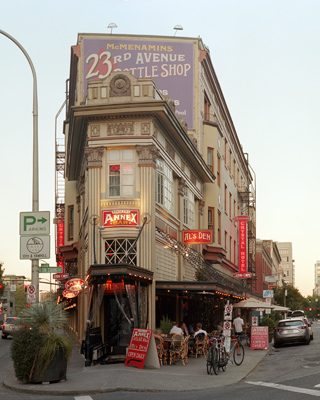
[
  {"xmin": 238, "ymin": 154, "xmax": 256, "ymax": 291},
  {"xmin": 55, "ymin": 101, "xmax": 66, "ymax": 268}
]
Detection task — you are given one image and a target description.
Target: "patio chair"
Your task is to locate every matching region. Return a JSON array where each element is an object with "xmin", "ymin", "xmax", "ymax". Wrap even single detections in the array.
[
  {"xmin": 194, "ymin": 334, "xmax": 208, "ymax": 358},
  {"xmin": 154, "ymin": 334, "xmax": 168, "ymax": 365}
]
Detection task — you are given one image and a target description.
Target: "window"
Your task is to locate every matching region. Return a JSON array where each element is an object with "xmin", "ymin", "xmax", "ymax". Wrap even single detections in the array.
[
  {"xmin": 217, "ymin": 155, "xmax": 221, "ymax": 188},
  {"xmin": 108, "ymin": 150, "xmax": 134, "ymax": 197},
  {"xmin": 156, "ymin": 160, "xmax": 173, "ymax": 212},
  {"xmin": 225, "ymin": 231, "xmax": 228, "ymax": 252},
  {"xmin": 224, "ymin": 185, "xmax": 227, "ymax": 213},
  {"xmin": 224, "ymin": 141, "xmax": 227, "ymax": 166},
  {"xmin": 234, "ymin": 240, "xmax": 236, "ymax": 264},
  {"xmin": 105, "ymin": 238, "xmax": 137, "ymax": 265},
  {"xmin": 229, "ymin": 192, "xmax": 232, "ymax": 218},
  {"xmin": 68, "ymin": 205, "xmax": 74, "ymax": 241},
  {"xmin": 218, "ymin": 212, "xmax": 221, "ymax": 245},
  {"xmin": 208, "ymin": 207, "xmax": 214, "ymax": 239},
  {"xmin": 204, "ymin": 94, "xmax": 211, "ymax": 120},
  {"xmin": 229, "ymin": 236, "xmax": 232, "ymax": 261},
  {"xmin": 207, "ymin": 147, "xmax": 214, "ymax": 173},
  {"xmin": 183, "ymin": 187, "xmax": 195, "ymax": 227}
]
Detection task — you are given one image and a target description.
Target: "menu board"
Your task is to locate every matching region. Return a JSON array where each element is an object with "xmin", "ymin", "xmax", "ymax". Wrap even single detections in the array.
[
  {"xmin": 250, "ymin": 326, "xmax": 268, "ymax": 350},
  {"xmin": 125, "ymin": 328, "xmax": 160, "ymax": 369}
]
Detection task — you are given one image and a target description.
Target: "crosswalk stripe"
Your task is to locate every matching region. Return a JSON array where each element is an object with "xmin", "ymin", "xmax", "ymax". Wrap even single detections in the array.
[
  {"xmin": 74, "ymin": 396, "xmax": 93, "ymax": 400},
  {"xmin": 246, "ymin": 381, "xmax": 320, "ymax": 397}
]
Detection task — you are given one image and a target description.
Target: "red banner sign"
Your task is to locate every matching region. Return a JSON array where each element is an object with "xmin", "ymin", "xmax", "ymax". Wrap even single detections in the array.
[
  {"xmin": 235, "ymin": 216, "xmax": 251, "ymax": 279},
  {"xmin": 104, "ymin": 279, "xmax": 126, "ymax": 294},
  {"xmin": 53, "ymin": 273, "xmax": 69, "ymax": 280},
  {"xmin": 102, "ymin": 209, "xmax": 140, "ymax": 228},
  {"xmin": 250, "ymin": 326, "xmax": 268, "ymax": 350},
  {"xmin": 182, "ymin": 230, "xmax": 213, "ymax": 244},
  {"xmin": 125, "ymin": 329, "xmax": 160, "ymax": 369}
]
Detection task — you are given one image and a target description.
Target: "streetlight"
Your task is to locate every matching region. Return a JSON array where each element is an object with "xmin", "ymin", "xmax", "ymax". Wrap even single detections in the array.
[{"xmin": 0, "ymin": 30, "xmax": 39, "ymax": 302}]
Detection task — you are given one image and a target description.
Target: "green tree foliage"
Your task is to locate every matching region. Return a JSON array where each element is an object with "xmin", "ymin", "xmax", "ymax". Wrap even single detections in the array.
[
  {"xmin": 15, "ymin": 285, "xmax": 27, "ymax": 316},
  {"xmin": 274, "ymin": 284, "xmax": 308, "ymax": 311},
  {"xmin": 0, "ymin": 262, "xmax": 5, "ymax": 296}
]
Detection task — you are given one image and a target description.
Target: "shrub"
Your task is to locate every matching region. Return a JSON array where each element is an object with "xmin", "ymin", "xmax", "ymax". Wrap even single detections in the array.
[
  {"xmin": 160, "ymin": 315, "xmax": 173, "ymax": 334},
  {"xmin": 260, "ymin": 316, "xmax": 276, "ymax": 331}
]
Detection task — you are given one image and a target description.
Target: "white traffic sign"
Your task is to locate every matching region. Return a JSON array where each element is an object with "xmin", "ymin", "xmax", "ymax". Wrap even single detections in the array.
[
  {"xmin": 27, "ymin": 284, "xmax": 36, "ymax": 303},
  {"xmin": 263, "ymin": 290, "xmax": 274, "ymax": 298},
  {"xmin": 20, "ymin": 211, "xmax": 50, "ymax": 235},
  {"xmin": 20, "ymin": 236, "xmax": 50, "ymax": 260}
]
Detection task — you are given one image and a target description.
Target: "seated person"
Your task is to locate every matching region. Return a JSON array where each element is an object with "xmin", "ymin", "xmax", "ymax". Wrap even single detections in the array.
[
  {"xmin": 188, "ymin": 324, "xmax": 195, "ymax": 335},
  {"xmin": 181, "ymin": 322, "xmax": 189, "ymax": 336},
  {"xmin": 169, "ymin": 321, "xmax": 183, "ymax": 335},
  {"xmin": 194, "ymin": 323, "xmax": 207, "ymax": 340}
]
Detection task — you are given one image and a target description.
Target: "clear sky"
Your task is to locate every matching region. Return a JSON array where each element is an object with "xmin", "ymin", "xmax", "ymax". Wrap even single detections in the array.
[{"xmin": 1, "ymin": 0, "xmax": 319, "ymax": 297}]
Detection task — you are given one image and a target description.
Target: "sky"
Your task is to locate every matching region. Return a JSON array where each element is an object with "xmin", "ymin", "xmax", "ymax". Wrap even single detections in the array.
[{"xmin": 0, "ymin": 0, "xmax": 319, "ymax": 297}]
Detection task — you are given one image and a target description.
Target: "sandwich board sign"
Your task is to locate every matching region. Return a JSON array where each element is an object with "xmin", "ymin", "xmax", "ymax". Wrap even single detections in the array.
[
  {"xmin": 125, "ymin": 328, "xmax": 160, "ymax": 369},
  {"xmin": 250, "ymin": 326, "xmax": 268, "ymax": 350}
]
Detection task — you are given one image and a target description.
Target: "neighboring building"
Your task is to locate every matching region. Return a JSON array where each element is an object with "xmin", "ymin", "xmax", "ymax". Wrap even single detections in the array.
[
  {"xmin": 59, "ymin": 34, "xmax": 256, "ymax": 350},
  {"xmin": 314, "ymin": 261, "xmax": 320, "ymax": 296},
  {"xmin": 255, "ymin": 240, "xmax": 280, "ymax": 296},
  {"xmin": 276, "ymin": 242, "xmax": 295, "ymax": 286}
]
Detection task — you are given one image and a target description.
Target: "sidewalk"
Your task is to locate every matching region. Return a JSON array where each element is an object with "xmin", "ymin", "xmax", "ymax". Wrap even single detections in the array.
[{"xmin": 3, "ymin": 343, "xmax": 272, "ymax": 396}]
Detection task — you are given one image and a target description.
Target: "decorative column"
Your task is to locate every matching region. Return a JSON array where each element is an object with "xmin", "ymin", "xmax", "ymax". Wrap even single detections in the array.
[
  {"xmin": 178, "ymin": 178, "xmax": 187, "ymax": 280},
  {"xmin": 85, "ymin": 146, "xmax": 104, "ymax": 268},
  {"xmin": 136, "ymin": 144, "xmax": 159, "ymax": 330}
]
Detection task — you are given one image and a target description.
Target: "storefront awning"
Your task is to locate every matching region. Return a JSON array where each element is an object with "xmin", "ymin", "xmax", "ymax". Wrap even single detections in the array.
[{"xmin": 87, "ymin": 263, "xmax": 154, "ymax": 284}]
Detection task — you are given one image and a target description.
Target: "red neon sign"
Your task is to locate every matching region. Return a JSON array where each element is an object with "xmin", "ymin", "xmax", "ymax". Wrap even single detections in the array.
[
  {"xmin": 182, "ymin": 230, "xmax": 213, "ymax": 244},
  {"xmin": 56, "ymin": 218, "xmax": 65, "ymax": 272},
  {"xmin": 235, "ymin": 216, "xmax": 252, "ymax": 279},
  {"xmin": 102, "ymin": 209, "xmax": 140, "ymax": 228}
]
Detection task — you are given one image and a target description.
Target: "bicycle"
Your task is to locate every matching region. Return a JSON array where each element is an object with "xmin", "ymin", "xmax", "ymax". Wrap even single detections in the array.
[{"xmin": 206, "ymin": 334, "xmax": 244, "ymax": 375}]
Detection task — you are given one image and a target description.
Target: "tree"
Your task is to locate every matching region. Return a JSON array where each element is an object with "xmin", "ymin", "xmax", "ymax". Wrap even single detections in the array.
[
  {"xmin": 274, "ymin": 284, "xmax": 308, "ymax": 311},
  {"xmin": 15, "ymin": 285, "xmax": 27, "ymax": 316},
  {"xmin": 0, "ymin": 262, "xmax": 5, "ymax": 297}
]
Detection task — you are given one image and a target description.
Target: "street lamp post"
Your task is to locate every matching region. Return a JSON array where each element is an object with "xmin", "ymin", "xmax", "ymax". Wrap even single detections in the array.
[{"xmin": 0, "ymin": 30, "xmax": 39, "ymax": 302}]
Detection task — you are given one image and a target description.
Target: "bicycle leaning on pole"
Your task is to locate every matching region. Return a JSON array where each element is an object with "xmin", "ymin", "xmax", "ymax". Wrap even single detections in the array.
[{"xmin": 206, "ymin": 334, "xmax": 245, "ymax": 375}]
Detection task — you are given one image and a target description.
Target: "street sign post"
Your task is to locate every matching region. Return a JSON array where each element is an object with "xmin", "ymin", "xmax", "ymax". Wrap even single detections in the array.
[
  {"xmin": 20, "ymin": 211, "xmax": 50, "ymax": 235},
  {"xmin": 53, "ymin": 273, "xmax": 69, "ymax": 280},
  {"xmin": 20, "ymin": 236, "xmax": 50, "ymax": 260},
  {"xmin": 40, "ymin": 264, "xmax": 62, "ymax": 274},
  {"xmin": 27, "ymin": 284, "xmax": 36, "ymax": 303}
]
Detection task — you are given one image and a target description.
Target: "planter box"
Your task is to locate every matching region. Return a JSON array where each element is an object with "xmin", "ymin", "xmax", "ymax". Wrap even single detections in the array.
[{"xmin": 29, "ymin": 347, "xmax": 67, "ymax": 383}]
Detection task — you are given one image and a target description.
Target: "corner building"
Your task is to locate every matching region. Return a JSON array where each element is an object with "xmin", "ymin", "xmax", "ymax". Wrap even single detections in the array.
[{"xmin": 61, "ymin": 34, "xmax": 256, "ymax": 351}]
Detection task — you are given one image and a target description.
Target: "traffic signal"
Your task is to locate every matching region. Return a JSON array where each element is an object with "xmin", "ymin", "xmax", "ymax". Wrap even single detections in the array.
[
  {"xmin": 313, "ymin": 308, "xmax": 316, "ymax": 310},
  {"xmin": 306, "ymin": 307, "xmax": 308, "ymax": 310},
  {"xmin": 24, "ymin": 285, "xmax": 28, "ymax": 292},
  {"xmin": 27, "ymin": 303, "xmax": 30, "ymax": 307}
]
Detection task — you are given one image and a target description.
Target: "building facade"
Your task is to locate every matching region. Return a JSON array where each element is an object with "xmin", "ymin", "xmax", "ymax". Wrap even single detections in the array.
[
  {"xmin": 314, "ymin": 261, "xmax": 320, "ymax": 296},
  {"xmin": 59, "ymin": 34, "xmax": 256, "ymax": 349},
  {"xmin": 255, "ymin": 240, "xmax": 280, "ymax": 296},
  {"xmin": 276, "ymin": 242, "xmax": 295, "ymax": 286}
]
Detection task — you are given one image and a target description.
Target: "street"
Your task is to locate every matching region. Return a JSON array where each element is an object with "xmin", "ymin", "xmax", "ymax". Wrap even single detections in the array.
[{"xmin": 2, "ymin": 323, "xmax": 320, "ymax": 399}]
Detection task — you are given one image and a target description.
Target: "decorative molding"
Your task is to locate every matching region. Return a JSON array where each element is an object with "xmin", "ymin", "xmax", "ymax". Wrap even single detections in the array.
[
  {"xmin": 90, "ymin": 125, "xmax": 100, "ymax": 137},
  {"xmin": 136, "ymin": 145, "xmax": 159, "ymax": 167},
  {"xmin": 84, "ymin": 147, "xmax": 104, "ymax": 168},
  {"xmin": 107, "ymin": 122, "xmax": 134, "ymax": 136},
  {"xmin": 190, "ymin": 172, "xmax": 196, "ymax": 186},
  {"xmin": 198, "ymin": 200, "xmax": 205, "ymax": 216},
  {"xmin": 178, "ymin": 178, "xmax": 186, "ymax": 196},
  {"xmin": 141, "ymin": 122, "xmax": 150, "ymax": 135},
  {"xmin": 100, "ymin": 200, "xmax": 140, "ymax": 207},
  {"xmin": 110, "ymin": 74, "xmax": 131, "ymax": 97}
]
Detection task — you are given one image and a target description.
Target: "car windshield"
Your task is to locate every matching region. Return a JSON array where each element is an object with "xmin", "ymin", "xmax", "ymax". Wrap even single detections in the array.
[
  {"xmin": 278, "ymin": 320, "xmax": 304, "ymax": 327},
  {"xmin": 5, "ymin": 318, "xmax": 19, "ymax": 325}
]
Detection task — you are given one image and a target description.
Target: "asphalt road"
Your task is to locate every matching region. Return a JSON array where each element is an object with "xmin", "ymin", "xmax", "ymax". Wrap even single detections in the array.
[{"xmin": 2, "ymin": 322, "xmax": 320, "ymax": 400}]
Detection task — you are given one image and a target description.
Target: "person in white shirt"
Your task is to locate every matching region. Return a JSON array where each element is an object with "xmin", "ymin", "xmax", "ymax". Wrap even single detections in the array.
[
  {"xmin": 194, "ymin": 323, "xmax": 207, "ymax": 338},
  {"xmin": 170, "ymin": 321, "xmax": 183, "ymax": 335},
  {"xmin": 233, "ymin": 312, "xmax": 244, "ymax": 335}
]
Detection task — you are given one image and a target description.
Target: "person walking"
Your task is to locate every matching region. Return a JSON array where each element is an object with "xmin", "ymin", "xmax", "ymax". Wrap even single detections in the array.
[{"xmin": 233, "ymin": 312, "xmax": 244, "ymax": 336}]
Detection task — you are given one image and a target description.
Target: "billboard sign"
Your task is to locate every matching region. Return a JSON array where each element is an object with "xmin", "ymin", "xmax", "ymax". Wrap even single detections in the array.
[
  {"xmin": 182, "ymin": 230, "xmax": 213, "ymax": 244},
  {"xmin": 82, "ymin": 37, "xmax": 194, "ymax": 129}
]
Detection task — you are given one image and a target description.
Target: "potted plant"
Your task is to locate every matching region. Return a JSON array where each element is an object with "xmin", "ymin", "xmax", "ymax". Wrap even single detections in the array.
[
  {"xmin": 11, "ymin": 301, "xmax": 72, "ymax": 384},
  {"xmin": 160, "ymin": 315, "xmax": 173, "ymax": 335}
]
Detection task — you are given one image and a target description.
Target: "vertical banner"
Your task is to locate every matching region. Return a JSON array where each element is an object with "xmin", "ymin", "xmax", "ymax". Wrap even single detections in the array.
[{"xmin": 234, "ymin": 216, "xmax": 252, "ymax": 278}]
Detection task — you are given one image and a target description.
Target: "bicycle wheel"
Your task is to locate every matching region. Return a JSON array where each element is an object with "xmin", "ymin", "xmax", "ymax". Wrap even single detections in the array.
[
  {"xmin": 233, "ymin": 342, "xmax": 245, "ymax": 366},
  {"xmin": 219, "ymin": 347, "xmax": 228, "ymax": 372},
  {"xmin": 213, "ymin": 347, "xmax": 219, "ymax": 375},
  {"xmin": 206, "ymin": 347, "xmax": 214, "ymax": 375}
]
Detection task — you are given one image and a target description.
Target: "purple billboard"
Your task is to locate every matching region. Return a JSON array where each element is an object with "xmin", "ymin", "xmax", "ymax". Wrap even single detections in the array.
[{"xmin": 82, "ymin": 37, "xmax": 194, "ymax": 129}]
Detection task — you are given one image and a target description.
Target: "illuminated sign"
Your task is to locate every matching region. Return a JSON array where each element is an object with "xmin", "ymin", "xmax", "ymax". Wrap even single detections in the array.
[
  {"xmin": 65, "ymin": 278, "xmax": 86, "ymax": 292},
  {"xmin": 102, "ymin": 209, "xmax": 140, "ymax": 227},
  {"xmin": 182, "ymin": 230, "xmax": 213, "ymax": 244},
  {"xmin": 62, "ymin": 289, "xmax": 79, "ymax": 299},
  {"xmin": 104, "ymin": 279, "xmax": 126, "ymax": 294},
  {"xmin": 56, "ymin": 218, "xmax": 65, "ymax": 271},
  {"xmin": 82, "ymin": 37, "xmax": 195, "ymax": 129},
  {"xmin": 234, "ymin": 216, "xmax": 252, "ymax": 279}
]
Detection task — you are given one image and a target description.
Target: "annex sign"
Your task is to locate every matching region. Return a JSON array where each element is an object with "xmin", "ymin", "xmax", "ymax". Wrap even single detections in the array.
[{"xmin": 102, "ymin": 209, "xmax": 140, "ymax": 228}]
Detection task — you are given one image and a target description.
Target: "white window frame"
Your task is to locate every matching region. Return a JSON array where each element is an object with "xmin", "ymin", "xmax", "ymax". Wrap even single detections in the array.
[{"xmin": 156, "ymin": 159, "xmax": 173, "ymax": 213}]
